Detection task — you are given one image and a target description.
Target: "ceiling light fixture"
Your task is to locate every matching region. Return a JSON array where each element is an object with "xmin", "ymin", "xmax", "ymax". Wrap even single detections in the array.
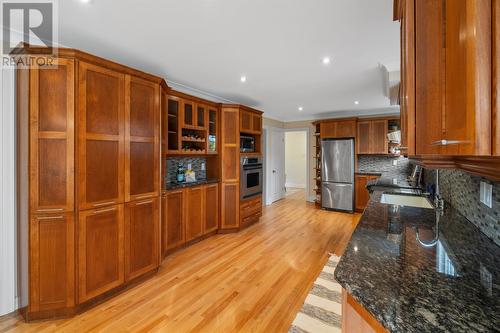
[
  {"xmin": 80, "ymin": 0, "xmax": 92, "ymax": 3},
  {"xmin": 240, "ymin": 76, "xmax": 247, "ymax": 83},
  {"xmin": 298, "ymin": 106, "xmax": 303, "ymax": 111},
  {"xmin": 322, "ymin": 57, "xmax": 331, "ymax": 65},
  {"xmin": 354, "ymin": 100, "xmax": 360, "ymax": 105}
]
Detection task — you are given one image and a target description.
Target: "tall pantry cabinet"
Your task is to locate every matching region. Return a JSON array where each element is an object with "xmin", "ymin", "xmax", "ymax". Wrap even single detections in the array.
[{"xmin": 17, "ymin": 48, "xmax": 162, "ymax": 320}]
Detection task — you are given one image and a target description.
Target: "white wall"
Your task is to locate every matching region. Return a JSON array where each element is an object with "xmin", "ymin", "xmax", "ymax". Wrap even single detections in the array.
[
  {"xmin": 285, "ymin": 131, "xmax": 307, "ymax": 189},
  {"xmin": 0, "ymin": 67, "xmax": 17, "ymax": 315}
]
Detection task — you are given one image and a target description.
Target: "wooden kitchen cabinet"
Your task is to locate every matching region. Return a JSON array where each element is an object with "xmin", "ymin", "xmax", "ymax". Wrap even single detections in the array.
[
  {"xmin": 78, "ymin": 62, "xmax": 126, "ymax": 210},
  {"xmin": 29, "ymin": 213, "xmax": 74, "ymax": 313},
  {"xmin": 204, "ymin": 183, "xmax": 219, "ymax": 233},
  {"xmin": 342, "ymin": 289, "xmax": 388, "ymax": 333},
  {"xmin": 126, "ymin": 75, "xmax": 160, "ymax": 202},
  {"xmin": 181, "ymin": 99, "xmax": 206, "ymax": 130},
  {"xmin": 162, "ymin": 189, "xmax": 185, "ymax": 252},
  {"xmin": 78, "ymin": 204, "xmax": 124, "ymax": 303},
  {"xmin": 494, "ymin": 0, "xmax": 500, "ymax": 156},
  {"xmin": 29, "ymin": 58, "xmax": 75, "ymax": 214},
  {"xmin": 207, "ymin": 106, "xmax": 218, "ymax": 154},
  {"xmin": 357, "ymin": 120, "xmax": 388, "ymax": 155},
  {"xmin": 404, "ymin": 0, "xmax": 492, "ymax": 156},
  {"xmin": 125, "ymin": 198, "xmax": 159, "ymax": 281},
  {"xmin": 221, "ymin": 183, "xmax": 240, "ymax": 230},
  {"xmin": 240, "ymin": 109, "xmax": 262, "ymax": 134},
  {"xmin": 320, "ymin": 120, "xmax": 356, "ymax": 139},
  {"xmin": 240, "ymin": 195, "xmax": 262, "ymax": 229},
  {"xmin": 355, "ymin": 175, "xmax": 379, "ymax": 212},
  {"xmin": 185, "ymin": 186, "xmax": 205, "ymax": 242}
]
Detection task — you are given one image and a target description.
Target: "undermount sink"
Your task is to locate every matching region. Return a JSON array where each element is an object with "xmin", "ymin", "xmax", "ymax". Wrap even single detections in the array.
[{"xmin": 380, "ymin": 193, "xmax": 434, "ymax": 209}]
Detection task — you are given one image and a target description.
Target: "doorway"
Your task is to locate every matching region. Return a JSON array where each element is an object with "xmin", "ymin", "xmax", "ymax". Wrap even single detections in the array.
[
  {"xmin": 264, "ymin": 126, "xmax": 310, "ymax": 206},
  {"xmin": 284, "ymin": 131, "xmax": 308, "ymax": 200}
]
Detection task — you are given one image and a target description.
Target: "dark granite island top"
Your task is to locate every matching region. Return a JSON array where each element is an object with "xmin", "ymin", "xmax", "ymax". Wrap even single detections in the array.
[{"xmin": 334, "ymin": 190, "xmax": 500, "ymax": 333}]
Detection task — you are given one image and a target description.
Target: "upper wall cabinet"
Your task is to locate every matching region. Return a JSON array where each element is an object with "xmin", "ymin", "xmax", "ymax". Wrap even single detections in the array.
[
  {"xmin": 78, "ymin": 62, "xmax": 126, "ymax": 210},
  {"xmin": 320, "ymin": 120, "xmax": 356, "ymax": 139},
  {"xmin": 240, "ymin": 110, "xmax": 262, "ymax": 134},
  {"xmin": 126, "ymin": 75, "xmax": 160, "ymax": 202},
  {"xmin": 402, "ymin": 0, "xmax": 492, "ymax": 156},
  {"xmin": 29, "ymin": 58, "xmax": 75, "ymax": 214},
  {"xmin": 357, "ymin": 120, "xmax": 388, "ymax": 155},
  {"xmin": 494, "ymin": 0, "xmax": 499, "ymax": 156}
]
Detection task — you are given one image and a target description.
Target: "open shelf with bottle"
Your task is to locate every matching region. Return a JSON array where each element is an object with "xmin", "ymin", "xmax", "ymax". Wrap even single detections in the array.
[{"xmin": 181, "ymin": 128, "xmax": 206, "ymax": 154}]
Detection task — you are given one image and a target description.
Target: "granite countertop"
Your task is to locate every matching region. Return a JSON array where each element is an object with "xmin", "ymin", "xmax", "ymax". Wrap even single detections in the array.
[
  {"xmin": 355, "ymin": 170, "xmax": 383, "ymax": 176},
  {"xmin": 334, "ymin": 190, "xmax": 500, "ymax": 332},
  {"xmin": 366, "ymin": 177, "xmax": 417, "ymax": 191},
  {"xmin": 165, "ymin": 178, "xmax": 219, "ymax": 190}
]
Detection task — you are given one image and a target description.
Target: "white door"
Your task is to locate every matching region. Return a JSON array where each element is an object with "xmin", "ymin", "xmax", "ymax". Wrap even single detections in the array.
[{"xmin": 269, "ymin": 129, "xmax": 285, "ymax": 203}]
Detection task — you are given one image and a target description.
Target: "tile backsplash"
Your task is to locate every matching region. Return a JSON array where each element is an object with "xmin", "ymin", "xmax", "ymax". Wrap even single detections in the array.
[
  {"xmin": 166, "ymin": 157, "xmax": 207, "ymax": 184},
  {"xmin": 357, "ymin": 155, "xmax": 412, "ymax": 182},
  {"xmin": 423, "ymin": 169, "xmax": 500, "ymax": 247}
]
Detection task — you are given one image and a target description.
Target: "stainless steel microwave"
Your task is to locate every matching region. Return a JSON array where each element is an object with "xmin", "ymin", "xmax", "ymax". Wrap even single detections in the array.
[{"xmin": 240, "ymin": 136, "xmax": 255, "ymax": 153}]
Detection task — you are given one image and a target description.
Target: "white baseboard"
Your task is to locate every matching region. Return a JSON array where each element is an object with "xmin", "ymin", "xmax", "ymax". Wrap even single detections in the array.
[
  {"xmin": 307, "ymin": 195, "xmax": 316, "ymax": 203},
  {"xmin": 285, "ymin": 183, "xmax": 306, "ymax": 189}
]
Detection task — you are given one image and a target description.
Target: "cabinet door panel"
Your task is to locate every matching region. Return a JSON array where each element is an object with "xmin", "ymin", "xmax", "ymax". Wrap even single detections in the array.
[
  {"xmin": 205, "ymin": 184, "xmax": 219, "ymax": 233},
  {"xmin": 336, "ymin": 120, "xmax": 356, "ymax": 138},
  {"xmin": 415, "ymin": 0, "xmax": 444, "ymax": 155},
  {"xmin": 30, "ymin": 58, "xmax": 74, "ymax": 213},
  {"xmin": 126, "ymin": 76, "xmax": 159, "ymax": 201},
  {"xmin": 185, "ymin": 187, "xmax": 204, "ymax": 242},
  {"xmin": 129, "ymin": 142, "xmax": 155, "ymax": 196},
  {"xmin": 357, "ymin": 122, "xmax": 371, "ymax": 154},
  {"xmin": 29, "ymin": 213, "xmax": 74, "ymax": 312},
  {"xmin": 240, "ymin": 111, "xmax": 252, "ymax": 133},
  {"xmin": 125, "ymin": 198, "xmax": 159, "ymax": 280},
  {"xmin": 85, "ymin": 70, "xmax": 122, "ymax": 135},
  {"xmin": 371, "ymin": 120, "xmax": 388, "ymax": 154},
  {"xmin": 78, "ymin": 204, "xmax": 124, "ymax": 303},
  {"xmin": 78, "ymin": 62, "xmax": 125, "ymax": 209},
  {"xmin": 183, "ymin": 100, "xmax": 194, "ymax": 127},
  {"xmin": 320, "ymin": 122, "xmax": 337, "ymax": 138},
  {"xmin": 221, "ymin": 108, "xmax": 239, "ymax": 182},
  {"xmin": 164, "ymin": 190, "xmax": 185, "ymax": 251},
  {"xmin": 252, "ymin": 114, "xmax": 262, "ymax": 134},
  {"xmin": 196, "ymin": 105, "xmax": 206, "ymax": 128},
  {"xmin": 85, "ymin": 140, "xmax": 121, "ymax": 204},
  {"xmin": 221, "ymin": 183, "xmax": 239, "ymax": 229},
  {"xmin": 495, "ymin": 0, "xmax": 500, "ymax": 156}
]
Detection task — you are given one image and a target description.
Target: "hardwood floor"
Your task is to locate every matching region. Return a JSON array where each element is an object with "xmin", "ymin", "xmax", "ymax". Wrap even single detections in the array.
[{"xmin": 0, "ymin": 190, "xmax": 360, "ymax": 333}]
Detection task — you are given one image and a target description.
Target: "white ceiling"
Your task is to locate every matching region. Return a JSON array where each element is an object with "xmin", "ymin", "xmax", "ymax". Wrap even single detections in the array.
[{"xmin": 58, "ymin": 0, "xmax": 400, "ymax": 121}]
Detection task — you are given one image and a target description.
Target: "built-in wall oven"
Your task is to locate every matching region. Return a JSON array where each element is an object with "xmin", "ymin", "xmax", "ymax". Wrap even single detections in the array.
[{"xmin": 240, "ymin": 157, "xmax": 263, "ymax": 199}]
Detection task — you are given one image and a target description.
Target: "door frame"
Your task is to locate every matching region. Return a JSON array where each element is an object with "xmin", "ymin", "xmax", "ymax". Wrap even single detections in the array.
[
  {"xmin": 263, "ymin": 126, "xmax": 311, "ymax": 205},
  {"xmin": 283, "ymin": 127, "xmax": 311, "ymax": 202}
]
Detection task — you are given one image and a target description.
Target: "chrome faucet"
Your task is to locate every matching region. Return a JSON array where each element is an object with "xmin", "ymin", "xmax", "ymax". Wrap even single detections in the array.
[{"xmin": 434, "ymin": 169, "xmax": 445, "ymax": 212}]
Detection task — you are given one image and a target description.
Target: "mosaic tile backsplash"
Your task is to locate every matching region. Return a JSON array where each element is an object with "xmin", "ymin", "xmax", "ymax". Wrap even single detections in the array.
[
  {"xmin": 423, "ymin": 169, "xmax": 500, "ymax": 247},
  {"xmin": 166, "ymin": 157, "xmax": 207, "ymax": 184},
  {"xmin": 357, "ymin": 155, "xmax": 412, "ymax": 182}
]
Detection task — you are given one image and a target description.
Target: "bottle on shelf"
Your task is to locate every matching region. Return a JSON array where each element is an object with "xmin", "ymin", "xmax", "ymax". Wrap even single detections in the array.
[{"xmin": 176, "ymin": 163, "xmax": 185, "ymax": 182}]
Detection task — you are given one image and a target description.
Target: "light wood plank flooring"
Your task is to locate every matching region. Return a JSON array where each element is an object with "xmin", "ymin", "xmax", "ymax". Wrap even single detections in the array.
[{"xmin": 0, "ymin": 190, "xmax": 360, "ymax": 333}]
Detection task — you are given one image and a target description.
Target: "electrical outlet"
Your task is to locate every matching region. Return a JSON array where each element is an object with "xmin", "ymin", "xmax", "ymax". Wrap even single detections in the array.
[
  {"xmin": 480, "ymin": 181, "xmax": 493, "ymax": 208},
  {"xmin": 392, "ymin": 159, "xmax": 398, "ymax": 166},
  {"xmin": 392, "ymin": 178, "xmax": 398, "ymax": 185},
  {"xmin": 201, "ymin": 162, "xmax": 205, "ymax": 171},
  {"xmin": 187, "ymin": 163, "xmax": 192, "ymax": 170}
]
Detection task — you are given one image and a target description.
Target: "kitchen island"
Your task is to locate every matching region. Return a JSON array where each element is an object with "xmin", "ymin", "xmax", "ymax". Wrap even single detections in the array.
[{"xmin": 335, "ymin": 187, "xmax": 500, "ymax": 332}]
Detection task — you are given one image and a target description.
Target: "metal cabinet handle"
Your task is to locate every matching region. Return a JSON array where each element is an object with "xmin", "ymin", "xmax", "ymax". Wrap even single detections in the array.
[
  {"xmin": 431, "ymin": 139, "xmax": 465, "ymax": 146},
  {"xmin": 93, "ymin": 201, "xmax": 117, "ymax": 207},
  {"xmin": 135, "ymin": 194, "xmax": 154, "ymax": 200},
  {"xmin": 93, "ymin": 207, "xmax": 117, "ymax": 214},
  {"xmin": 135, "ymin": 200, "xmax": 153, "ymax": 206},
  {"xmin": 36, "ymin": 216, "xmax": 64, "ymax": 220},
  {"xmin": 36, "ymin": 208, "xmax": 64, "ymax": 213}
]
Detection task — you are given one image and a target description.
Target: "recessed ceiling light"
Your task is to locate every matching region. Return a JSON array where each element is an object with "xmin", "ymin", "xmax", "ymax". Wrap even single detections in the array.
[
  {"xmin": 354, "ymin": 100, "xmax": 360, "ymax": 105},
  {"xmin": 240, "ymin": 76, "xmax": 247, "ymax": 83},
  {"xmin": 322, "ymin": 57, "xmax": 331, "ymax": 65},
  {"xmin": 80, "ymin": 0, "xmax": 92, "ymax": 3},
  {"xmin": 298, "ymin": 106, "xmax": 303, "ymax": 111}
]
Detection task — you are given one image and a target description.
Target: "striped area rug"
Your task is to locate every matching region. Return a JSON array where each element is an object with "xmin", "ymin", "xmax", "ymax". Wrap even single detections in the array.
[{"xmin": 289, "ymin": 255, "xmax": 342, "ymax": 333}]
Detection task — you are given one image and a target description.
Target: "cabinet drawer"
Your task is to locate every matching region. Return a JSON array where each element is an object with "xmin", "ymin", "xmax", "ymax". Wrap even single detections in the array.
[{"xmin": 241, "ymin": 212, "xmax": 261, "ymax": 229}]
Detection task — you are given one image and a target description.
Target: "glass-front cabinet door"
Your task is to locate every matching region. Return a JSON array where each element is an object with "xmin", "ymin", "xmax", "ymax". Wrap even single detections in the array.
[
  {"xmin": 207, "ymin": 107, "xmax": 218, "ymax": 154},
  {"xmin": 182, "ymin": 100, "xmax": 194, "ymax": 127}
]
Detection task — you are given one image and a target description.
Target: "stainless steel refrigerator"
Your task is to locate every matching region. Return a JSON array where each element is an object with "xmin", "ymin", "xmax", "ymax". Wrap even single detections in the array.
[{"xmin": 321, "ymin": 138, "xmax": 355, "ymax": 212}]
